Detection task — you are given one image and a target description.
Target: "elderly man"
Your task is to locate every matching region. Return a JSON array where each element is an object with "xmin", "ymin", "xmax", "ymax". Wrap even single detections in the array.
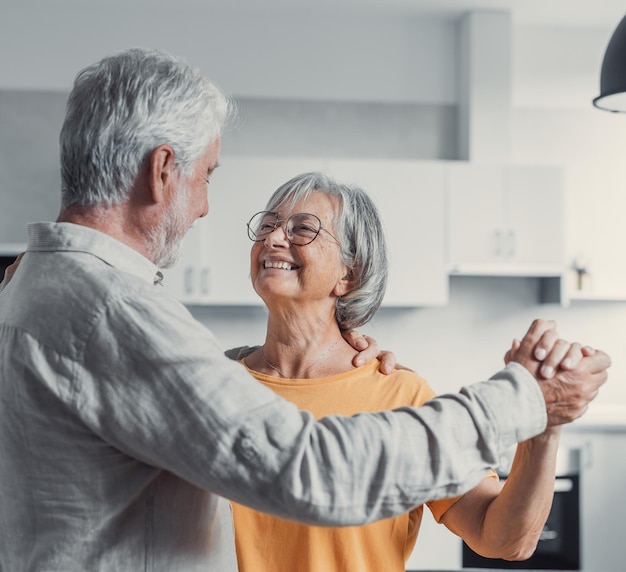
[{"xmin": 0, "ymin": 48, "xmax": 610, "ymax": 571}]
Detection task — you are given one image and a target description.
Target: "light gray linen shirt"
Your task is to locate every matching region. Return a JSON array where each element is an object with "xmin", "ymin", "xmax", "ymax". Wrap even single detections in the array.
[{"xmin": 0, "ymin": 222, "xmax": 547, "ymax": 571}]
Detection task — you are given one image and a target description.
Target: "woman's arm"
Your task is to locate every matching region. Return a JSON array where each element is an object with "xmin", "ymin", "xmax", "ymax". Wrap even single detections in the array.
[
  {"xmin": 439, "ymin": 336, "xmax": 603, "ymax": 560},
  {"xmin": 440, "ymin": 426, "xmax": 561, "ymax": 560}
]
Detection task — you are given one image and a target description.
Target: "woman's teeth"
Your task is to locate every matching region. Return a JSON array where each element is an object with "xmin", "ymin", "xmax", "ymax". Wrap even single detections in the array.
[{"xmin": 264, "ymin": 261, "xmax": 294, "ymax": 271}]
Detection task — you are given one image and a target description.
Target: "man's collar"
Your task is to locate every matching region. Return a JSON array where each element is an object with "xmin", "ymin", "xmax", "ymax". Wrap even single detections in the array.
[{"xmin": 27, "ymin": 222, "xmax": 164, "ymax": 286}]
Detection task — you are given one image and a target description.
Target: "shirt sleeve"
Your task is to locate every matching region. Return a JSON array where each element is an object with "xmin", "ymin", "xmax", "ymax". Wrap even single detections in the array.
[{"xmin": 75, "ymin": 288, "xmax": 547, "ymax": 527}]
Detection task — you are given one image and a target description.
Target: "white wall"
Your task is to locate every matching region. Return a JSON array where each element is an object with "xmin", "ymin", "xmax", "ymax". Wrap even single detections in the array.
[
  {"xmin": 3, "ymin": 0, "xmax": 624, "ymax": 410},
  {"xmin": 1, "ymin": 1, "xmax": 457, "ymax": 103}
]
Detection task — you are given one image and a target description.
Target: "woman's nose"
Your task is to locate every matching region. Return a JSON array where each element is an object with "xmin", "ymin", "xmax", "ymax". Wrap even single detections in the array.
[{"xmin": 264, "ymin": 224, "xmax": 290, "ymax": 246}]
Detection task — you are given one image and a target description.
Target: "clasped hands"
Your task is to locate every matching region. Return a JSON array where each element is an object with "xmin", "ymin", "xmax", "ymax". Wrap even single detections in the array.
[{"xmin": 504, "ymin": 319, "xmax": 610, "ymax": 426}]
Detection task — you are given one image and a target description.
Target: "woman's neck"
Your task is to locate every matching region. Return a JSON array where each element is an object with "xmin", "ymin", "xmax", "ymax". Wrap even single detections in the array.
[{"xmin": 250, "ymin": 305, "xmax": 356, "ymax": 379}]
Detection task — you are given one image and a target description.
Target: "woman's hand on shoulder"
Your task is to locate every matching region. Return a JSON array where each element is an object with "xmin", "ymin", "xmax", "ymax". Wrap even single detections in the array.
[{"xmin": 341, "ymin": 330, "xmax": 413, "ymax": 374}]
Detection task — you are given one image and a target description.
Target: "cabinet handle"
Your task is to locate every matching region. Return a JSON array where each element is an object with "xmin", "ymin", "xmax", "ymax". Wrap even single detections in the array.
[
  {"xmin": 493, "ymin": 229, "xmax": 502, "ymax": 257},
  {"xmin": 184, "ymin": 267, "xmax": 195, "ymax": 295},
  {"xmin": 200, "ymin": 268, "xmax": 210, "ymax": 295},
  {"xmin": 506, "ymin": 230, "xmax": 516, "ymax": 258}
]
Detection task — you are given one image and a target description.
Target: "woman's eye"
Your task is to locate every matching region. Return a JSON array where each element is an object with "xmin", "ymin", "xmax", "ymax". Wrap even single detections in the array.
[{"xmin": 295, "ymin": 225, "xmax": 316, "ymax": 233}]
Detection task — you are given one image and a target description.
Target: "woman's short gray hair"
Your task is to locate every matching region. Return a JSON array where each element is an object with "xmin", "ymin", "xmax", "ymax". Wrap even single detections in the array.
[
  {"xmin": 60, "ymin": 47, "xmax": 236, "ymax": 208},
  {"xmin": 265, "ymin": 172, "xmax": 389, "ymax": 331}
]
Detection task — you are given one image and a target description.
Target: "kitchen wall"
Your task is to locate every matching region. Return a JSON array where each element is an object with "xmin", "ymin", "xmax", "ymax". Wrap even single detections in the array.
[{"xmin": 3, "ymin": 2, "xmax": 624, "ymax": 405}]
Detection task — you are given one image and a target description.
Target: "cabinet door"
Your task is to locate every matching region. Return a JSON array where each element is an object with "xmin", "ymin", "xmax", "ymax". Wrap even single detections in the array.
[
  {"xmin": 160, "ymin": 217, "xmax": 212, "ymax": 304},
  {"xmin": 559, "ymin": 431, "xmax": 626, "ymax": 572},
  {"xmin": 506, "ymin": 165, "xmax": 564, "ymax": 268},
  {"xmin": 446, "ymin": 162, "xmax": 505, "ymax": 271},
  {"xmin": 205, "ymin": 155, "xmax": 328, "ymax": 305},
  {"xmin": 446, "ymin": 162, "xmax": 564, "ymax": 276},
  {"xmin": 189, "ymin": 155, "xmax": 328, "ymax": 305},
  {"xmin": 327, "ymin": 159, "xmax": 448, "ymax": 306}
]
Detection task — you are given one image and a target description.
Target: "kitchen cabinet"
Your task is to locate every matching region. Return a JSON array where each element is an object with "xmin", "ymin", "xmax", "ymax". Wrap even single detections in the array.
[
  {"xmin": 560, "ymin": 422, "xmax": 626, "ymax": 572},
  {"xmin": 446, "ymin": 162, "xmax": 565, "ymax": 277},
  {"xmin": 161, "ymin": 155, "xmax": 327, "ymax": 305},
  {"xmin": 162, "ymin": 156, "xmax": 449, "ymax": 307},
  {"xmin": 327, "ymin": 158, "xmax": 448, "ymax": 306},
  {"xmin": 159, "ymin": 220, "xmax": 212, "ymax": 305}
]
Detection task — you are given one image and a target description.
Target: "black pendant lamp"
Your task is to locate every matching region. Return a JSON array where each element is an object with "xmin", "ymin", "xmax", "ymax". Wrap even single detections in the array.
[{"xmin": 593, "ymin": 14, "xmax": 626, "ymax": 112}]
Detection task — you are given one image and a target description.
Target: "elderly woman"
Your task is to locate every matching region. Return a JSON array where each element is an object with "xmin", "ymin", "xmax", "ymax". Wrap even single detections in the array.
[{"xmin": 226, "ymin": 172, "xmax": 567, "ymax": 572}]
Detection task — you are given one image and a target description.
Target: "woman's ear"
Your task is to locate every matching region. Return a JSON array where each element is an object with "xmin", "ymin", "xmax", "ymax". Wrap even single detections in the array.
[
  {"xmin": 334, "ymin": 269, "xmax": 354, "ymax": 297},
  {"xmin": 148, "ymin": 144, "xmax": 177, "ymax": 204}
]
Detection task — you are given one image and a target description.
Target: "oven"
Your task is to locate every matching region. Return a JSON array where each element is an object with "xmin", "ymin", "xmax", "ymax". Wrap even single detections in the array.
[{"xmin": 462, "ymin": 447, "xmax": 581, "ymax": 570}]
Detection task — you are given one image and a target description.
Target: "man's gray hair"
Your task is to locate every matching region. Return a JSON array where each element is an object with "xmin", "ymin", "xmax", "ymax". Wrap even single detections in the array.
[
  {"xmin": 265, "ymin": 172, "xmax": 389, "ymax": 331},
  {"xmin": 60, "ymin": 47, "xmax": 236, "ymax": 208}
]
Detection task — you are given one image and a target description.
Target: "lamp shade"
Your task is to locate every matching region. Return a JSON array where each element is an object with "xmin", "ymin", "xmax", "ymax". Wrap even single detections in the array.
[{"xmin": 593, "ymin": 13, "xmax": 626, "ymax": 112}]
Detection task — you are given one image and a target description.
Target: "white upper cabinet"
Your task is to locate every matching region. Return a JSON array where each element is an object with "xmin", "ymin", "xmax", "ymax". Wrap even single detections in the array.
[
  {"xmin": 160, "ymin": 219, "xmax": 212, "ymax": 305},
  {"xmin": 446, "ymin": 162, "xmax": 565, "ymax": 276},
  {"xmin": 161, "ymin": 155, "xmax": 328, "ymax": 305},
  {"xmin": 327, "ymin": 158, "xmax": 448, "ymax": 307},
  {"xmin": 162, "ymin": 156, "xmax": 448, "ymax": 307}
]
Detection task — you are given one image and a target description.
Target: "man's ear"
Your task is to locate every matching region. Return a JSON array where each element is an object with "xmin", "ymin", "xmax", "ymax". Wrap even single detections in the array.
[{"xmin": 148, "ymin": 144, "xmax": 177, "ymax": 204}]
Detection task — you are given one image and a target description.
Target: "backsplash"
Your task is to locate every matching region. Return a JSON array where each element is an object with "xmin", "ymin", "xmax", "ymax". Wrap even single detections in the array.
[{"xmin": 189, "ymin": 275, "xmax": 626, "ymax": 407}]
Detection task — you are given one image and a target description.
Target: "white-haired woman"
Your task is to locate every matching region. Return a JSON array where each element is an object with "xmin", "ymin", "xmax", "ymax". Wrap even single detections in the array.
[{"xmin": 227, "ymin": 172, "xmax": 567, "ymax": 572}]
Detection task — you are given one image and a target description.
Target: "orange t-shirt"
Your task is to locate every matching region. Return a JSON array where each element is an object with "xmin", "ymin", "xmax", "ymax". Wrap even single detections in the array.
[{"xmin": 231, "ymin": 358, "xmax": 494, "ymax": 572}]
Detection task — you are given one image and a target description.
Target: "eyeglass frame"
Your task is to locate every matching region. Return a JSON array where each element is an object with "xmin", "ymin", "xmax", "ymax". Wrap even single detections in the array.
[{"xmin": 246, "ymin": 210, "xmax": 340, "ymax": 246}]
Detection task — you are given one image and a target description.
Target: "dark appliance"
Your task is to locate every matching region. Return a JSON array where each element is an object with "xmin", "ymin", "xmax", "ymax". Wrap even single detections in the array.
[
  {"xmin": 462, "ymin": 447, "xmax": 581, "ymax": 570},
  {"xmin": 1, "ymin": 255, "xmax": 19, "ymax": 281}
]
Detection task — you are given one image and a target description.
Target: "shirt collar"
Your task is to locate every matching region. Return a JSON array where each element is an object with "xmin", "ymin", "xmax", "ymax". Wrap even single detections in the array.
[{"xmin": 27, "ymin": 222, "xmax": 163, "ymax": 286}]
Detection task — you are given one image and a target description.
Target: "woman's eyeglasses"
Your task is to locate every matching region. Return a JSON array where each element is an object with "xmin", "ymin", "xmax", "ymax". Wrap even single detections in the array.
[{"xmin": 246, "ymin": 211, "xmax": 339, "ymax": 246}]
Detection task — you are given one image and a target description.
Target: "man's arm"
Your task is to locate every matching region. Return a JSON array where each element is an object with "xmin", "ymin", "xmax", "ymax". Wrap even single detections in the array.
[{"xmin": 89, "ymin": 297, "xmax": 609, "ymax": 528}]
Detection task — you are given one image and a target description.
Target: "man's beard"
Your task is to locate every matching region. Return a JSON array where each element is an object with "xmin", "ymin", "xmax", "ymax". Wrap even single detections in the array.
[{"xmin": 147, "ymin": 183, "xmax": 190, "ymax": 269}]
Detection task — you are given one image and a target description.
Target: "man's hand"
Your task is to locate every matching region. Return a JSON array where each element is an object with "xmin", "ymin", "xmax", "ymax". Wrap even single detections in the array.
[
  {"xmin": 507, "ymin": 319, "xmax": 611, "ymax": 426},
  {"xmin": 0, "ymin": 253, "xmax": 23, "ymax": 292}
]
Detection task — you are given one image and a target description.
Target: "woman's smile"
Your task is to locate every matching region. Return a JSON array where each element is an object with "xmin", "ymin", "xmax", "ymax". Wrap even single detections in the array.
[{"xmin": 263, "ymin": 259, "xmax": 299, "ymax": 271}]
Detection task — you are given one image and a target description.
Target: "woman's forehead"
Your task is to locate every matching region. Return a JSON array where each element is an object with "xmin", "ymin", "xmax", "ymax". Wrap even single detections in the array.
[{"xmin": 273, "ymin": 190, "xmax": 338, "ymax": 216}]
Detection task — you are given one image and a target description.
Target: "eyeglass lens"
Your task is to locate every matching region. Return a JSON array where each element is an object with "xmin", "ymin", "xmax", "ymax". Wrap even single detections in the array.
[{"xmin": 247, "ymin": 211, "xmax": 322, "ymax": 245}]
